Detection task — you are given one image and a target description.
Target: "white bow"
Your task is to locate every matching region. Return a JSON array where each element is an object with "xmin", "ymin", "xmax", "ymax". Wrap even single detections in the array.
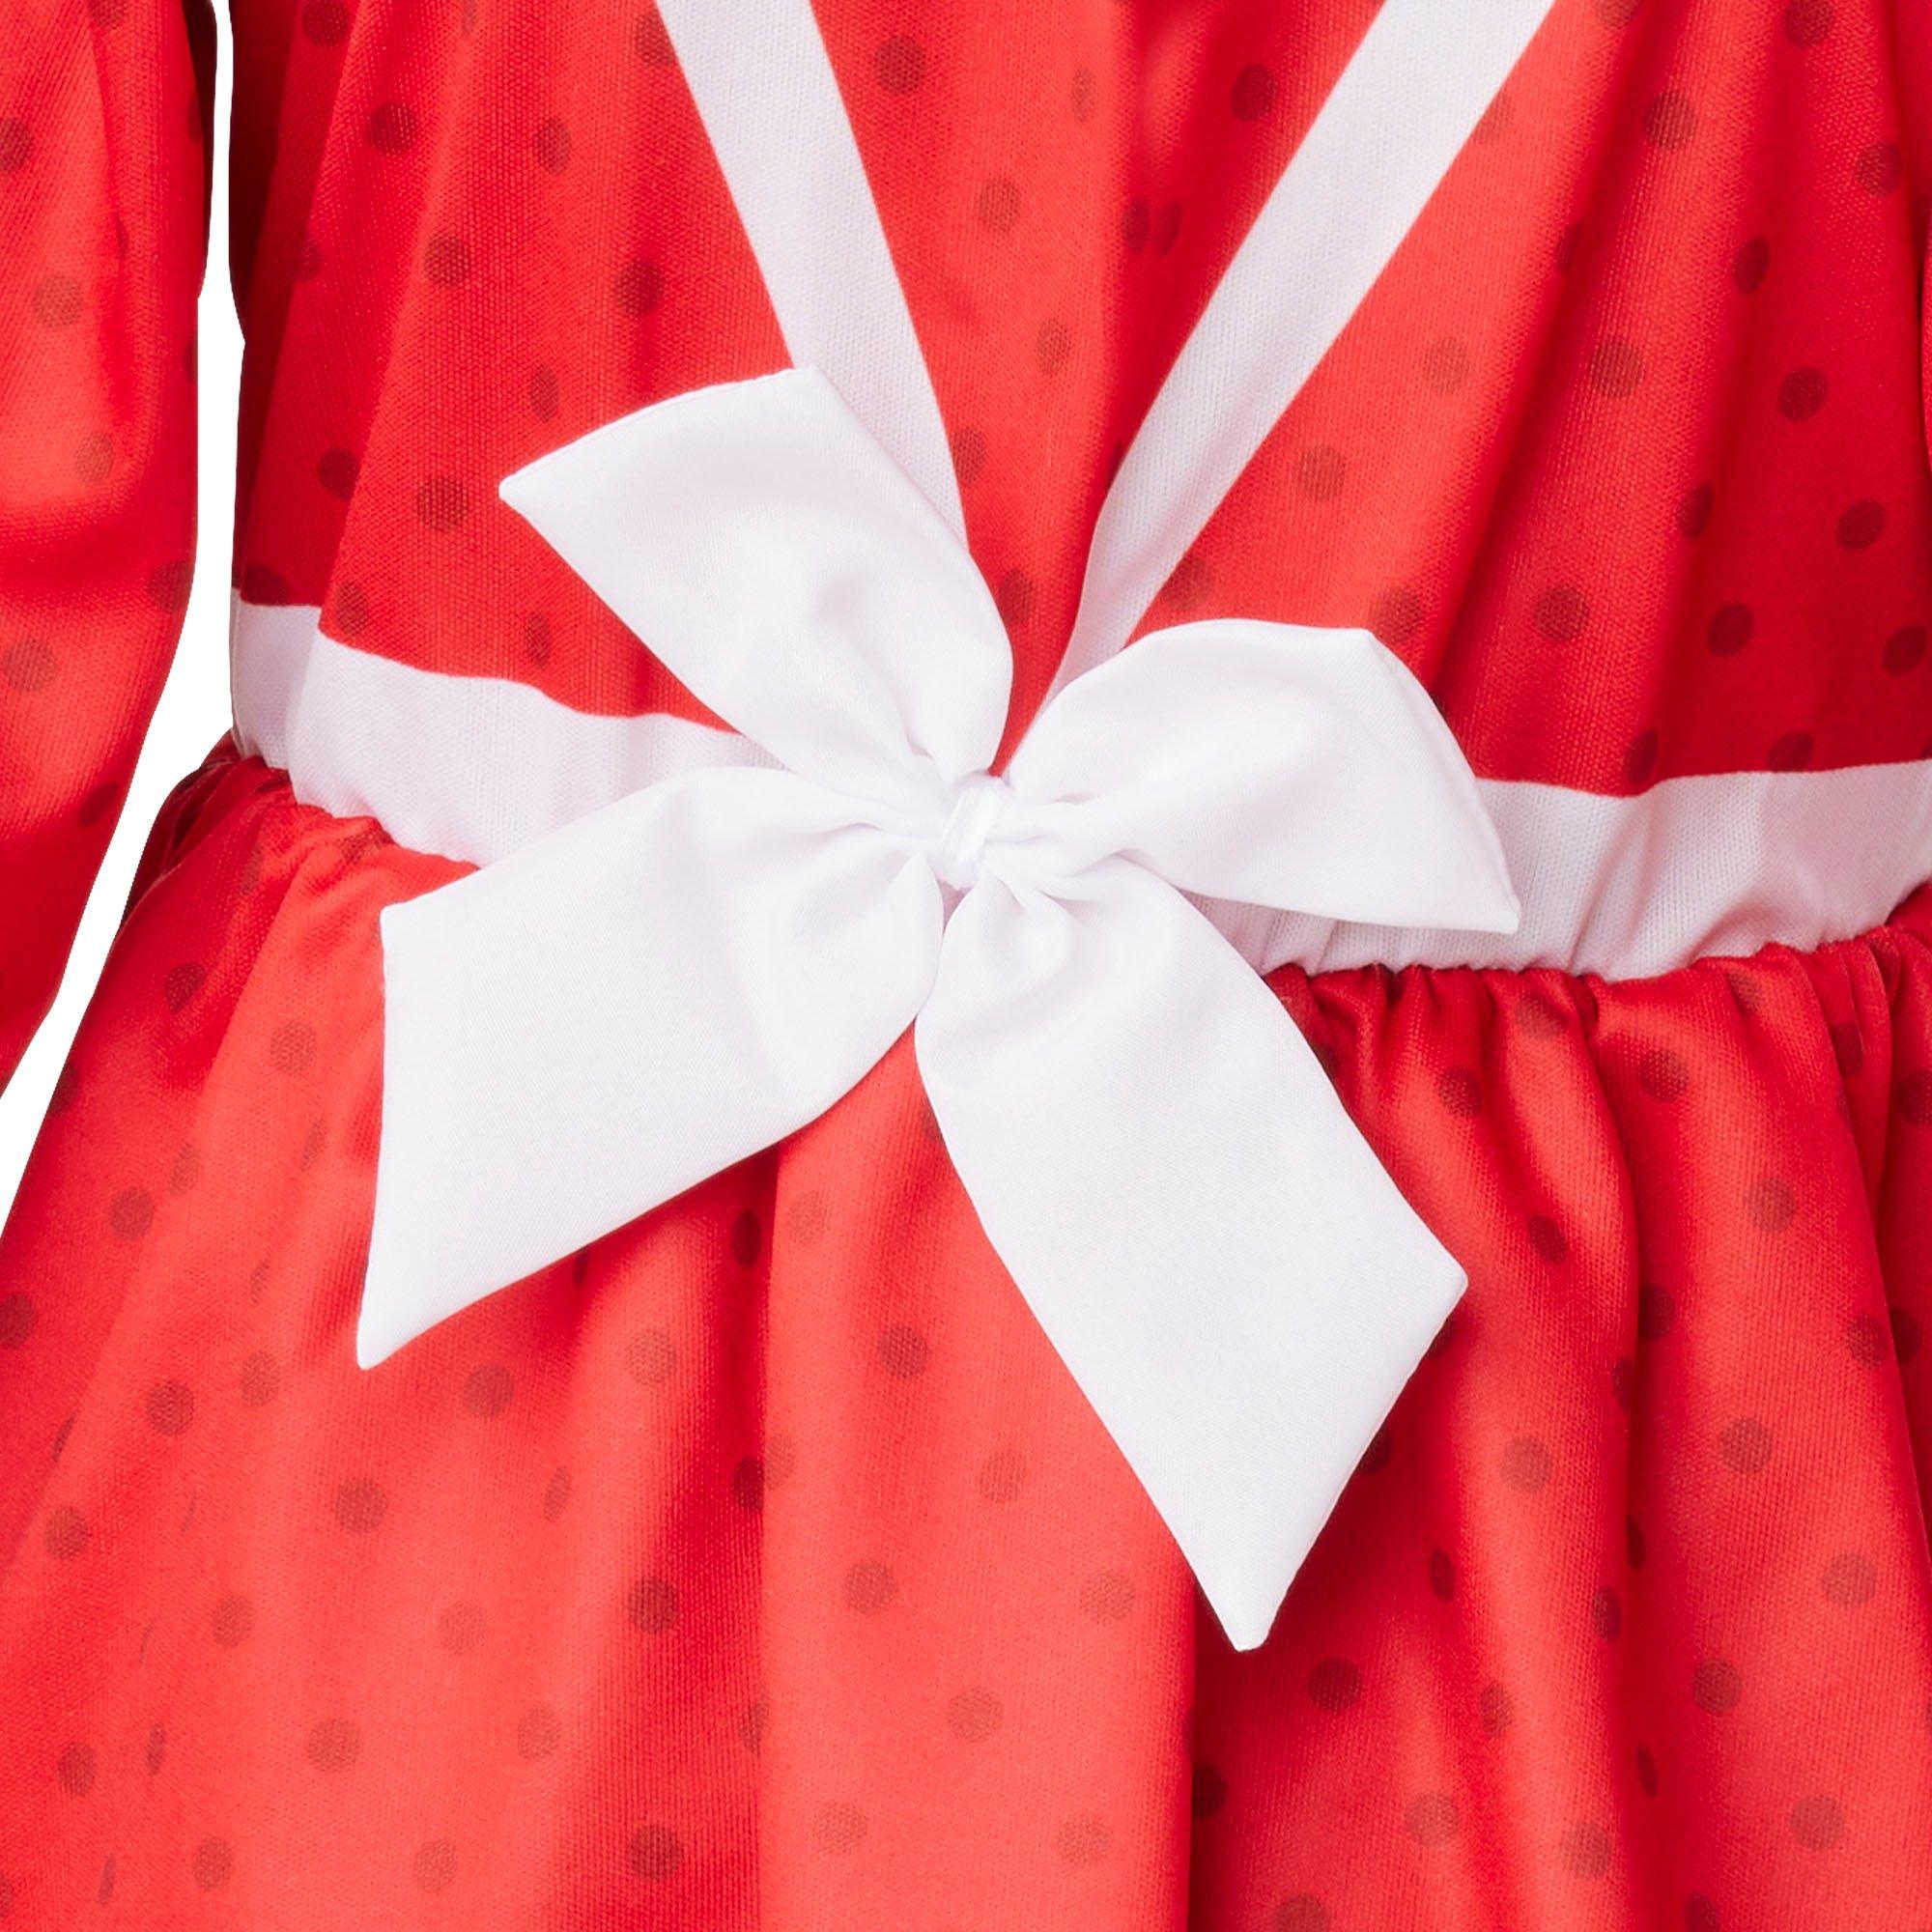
[{"xmin": 361, "ymin": 368, "xmax": 1519, "ymax": 1649}]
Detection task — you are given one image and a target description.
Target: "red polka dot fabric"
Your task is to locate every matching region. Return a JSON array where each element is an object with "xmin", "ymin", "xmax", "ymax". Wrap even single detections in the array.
[{"xmin": 4, "ymin": 0, "xmax": 1932, "ymax": 1923}]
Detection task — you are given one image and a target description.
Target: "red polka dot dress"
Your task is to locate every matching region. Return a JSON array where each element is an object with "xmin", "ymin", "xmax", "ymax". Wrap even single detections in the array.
[{"xmin": 5, "ymin": 0, "xmax": 1932, "ymax": 1925}]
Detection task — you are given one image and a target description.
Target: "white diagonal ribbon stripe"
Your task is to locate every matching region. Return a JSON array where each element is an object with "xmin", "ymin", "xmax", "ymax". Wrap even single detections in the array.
[{"xmin": 362, "ymin": 367, "xmax": 1520, "ymax": 1649}]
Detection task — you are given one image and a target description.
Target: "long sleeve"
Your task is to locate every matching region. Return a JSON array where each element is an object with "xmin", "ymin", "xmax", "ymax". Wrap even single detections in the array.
[{"xmin": 0, "ymin": 0, "xmax": 213, "ymax": 1088}]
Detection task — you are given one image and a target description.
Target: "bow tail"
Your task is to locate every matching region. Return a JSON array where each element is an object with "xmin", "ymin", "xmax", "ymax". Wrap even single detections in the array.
[
  {"xmin": 360, "ymin": 767, "xmax": 944, "ymax": 1368},
  {"xmin": 916, "ymin": 860, "xmax": 1463, "ymax": 1651}
]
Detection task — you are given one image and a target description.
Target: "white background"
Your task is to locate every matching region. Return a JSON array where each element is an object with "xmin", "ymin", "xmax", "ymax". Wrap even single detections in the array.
[{"xmin": 0, "ymin": 13, "xmax": 241, "ymax": 1219}]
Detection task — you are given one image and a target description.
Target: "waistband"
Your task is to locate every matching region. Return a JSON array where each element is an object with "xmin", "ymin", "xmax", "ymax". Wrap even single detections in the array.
[{"xmin": 230, "ymin": 595, "xmax": 1932, "ymax": 984}]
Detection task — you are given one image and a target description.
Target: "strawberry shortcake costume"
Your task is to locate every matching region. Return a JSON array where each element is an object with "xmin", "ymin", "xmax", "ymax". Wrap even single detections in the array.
[{"xmin": 3, "ymin": 0, "xmax": 1932, "ymax": 1922}]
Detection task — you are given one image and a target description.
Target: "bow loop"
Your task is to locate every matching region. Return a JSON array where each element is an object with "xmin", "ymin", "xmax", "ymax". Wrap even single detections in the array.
[
  {"xmin": 500, "ymin": 368, "xmax": 1012, "ymax": 815},
  {"xmin": 1005, "ymin": 618, "xmax": 1521, "ymax": 931}
]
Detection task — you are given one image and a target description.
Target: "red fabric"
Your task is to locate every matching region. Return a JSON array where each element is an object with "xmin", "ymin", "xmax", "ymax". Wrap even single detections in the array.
[
  {"xmin": 3, "ymin": 0, "xmax": 1932, "ymax": 1923},
  {"xmin": 2, "ymin": 756, "xmax": 1931, "ymax": 1924}
]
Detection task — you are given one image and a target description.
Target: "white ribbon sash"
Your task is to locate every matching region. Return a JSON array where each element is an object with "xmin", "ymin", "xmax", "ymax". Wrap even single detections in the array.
[{"xmin": 362, "ymin": 368, "xmax": 1520, "ymax": 1649}]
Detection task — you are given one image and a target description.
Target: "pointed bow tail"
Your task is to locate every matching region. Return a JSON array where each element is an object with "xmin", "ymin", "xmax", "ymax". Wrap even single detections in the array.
[{"xmin": 360, "ymin": 367, "xmax": 1520, "ymax": 1649}]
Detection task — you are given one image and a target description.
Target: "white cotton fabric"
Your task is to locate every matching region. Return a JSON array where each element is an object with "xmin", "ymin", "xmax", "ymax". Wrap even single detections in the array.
[{"xmin": 360, "ymin": 367, "xmax": 1521, "ymax": 1649}]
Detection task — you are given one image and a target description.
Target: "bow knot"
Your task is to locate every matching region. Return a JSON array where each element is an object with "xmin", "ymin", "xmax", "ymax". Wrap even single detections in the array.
[
  {"xmin": 930, "ymin": 771, "xmax": 1017, "ymax": 893},
  {"xmin": 362, "ymin": 366, "xmax": 1520, "ymax": 1652}
]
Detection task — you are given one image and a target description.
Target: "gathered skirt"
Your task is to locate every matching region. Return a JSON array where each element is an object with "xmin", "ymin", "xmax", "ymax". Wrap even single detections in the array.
[{"xmin": 2, "ymin": 747, "xmax": 1929, "ymax": 1928}]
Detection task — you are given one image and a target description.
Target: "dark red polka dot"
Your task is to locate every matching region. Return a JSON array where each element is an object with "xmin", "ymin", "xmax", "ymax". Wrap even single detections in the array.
[
  {"xmin": 1746, "ymin": 1176, "xmax": 1795, "ymax": 1231},
  {"xmin": 614, "ymin": 258, "xmax": 663, "ymax": 317},
  {"xmin": 1421, "ymin": 336, "xmax": 1470, "ymax": 394},
  {"xmin": 1677, "ymin": 481, "xmax": 1716, "ymax": 537},
  {"xmin": 979, "ymin": 1446, "xmax": 1027, "ymax": 1501},
  {"xmin": 1297, "ymin": 445, "xmax": 1346, "ymax": 500},
  {"xmin": 1406, "ymin": 1791, "xmax": 1460, "ymax": 1845},
  {"xmin": 533, "ymin": 117, "xmax": 571, "ymax": 173},
  {"xmin": 1767, "ymin": 729, "xmax": 1813, "ymax": 772},
  {"xmin": 332, "ymin": 1477, "xmax": 387, "ymax": 1533},
  {"xmin": 74, "ymin": 431, "xmax": 114, "ymax": 484},
  {"xmin": 331, "ymin": 580, "xmax": 371, "ymax": 634},
  {"xmin": 1821, "ymin": 1551, "xmax": 1876, "ymax": 1605},
  {"xmin": 542, "ymin": 1465, "xmax": 572, "ymax": 1520},
  {"xmin": 1685, "ymin": 1892, "xmax": 1719, "ymax": 1932},
  {"xmin": 1588, "ymin": 338, "xmax": 1643, "ymax": 397},
  {"xmin": 422, "ymin": 232, "xmax": 470, "ymax": 286},
  {"xmin": 1562, "ymin": 1821, "xmax": 1613, "ymax": 1878},
  {"xmin": 1526, "ymin": 1214, "xmax": 1569, "ymax": 1264},
  {"xmin": 45, "ymin": 1506, "xmax": 89, "ymax": 1560},
  {"xmin": 1854, "ymin": 141, "xmax": 1902, "ymax": 196},
  {"xmin": 1055, "ymin": 1813, "xmax": 1109, "ymax": 1864},
  {"xmin": 818, "ymin": 1802, "xmax": 869, "ymax": 1854},
  {"xmin": 0, "ymin": 118, "xmax": 30, "ymax": 171},
  {"xmin": 1479, "ymin": 1681, "xmax": 1514, "ymax": 1737},
  {"xmin": 622, "ymin": 1328, "xmax": 675, "ymax": 1387},
  {"xmin": 1777, "ymin": 366, "xmax": 1828, "ymax": 420},
  {"xmin": 630, "ymin": 1575, "xmax": 679, "ymax": 1632},
  {"xmin": 1428, "ymin": 1548, "xmax": 1457, "ymax": 1601},
  {"xmin": 1882, "ymin": 624, "xmax": 1927, "ymax": 674},
  {"xmin": 872, "ymin": 35, "xmax": 923, "ymax": 94},
  {"xmin": 411, "ymin": 475, "xmax": 470, "ymax": 536},
  {"xmin": 1535, "ymin": 584, "xmax": 1590, "ymax": 641},
  {"xmin": 1900, "ymin": 1070, "xmax": 1932, "ymax": 1124},
  {"xmin": 1369, "ymin": 585, "xmax": 1424, "ymax": 648},
  {"xmin": 306, "ymin": 1717, "xmax": 360, "ymax": 1771},
  {"xmin": 1789, "ymin": 1794, "xmax": 1843, "ymax": 1849},
  {"xmin": 192, "ymin": 1839, "xmax": 234, "ymax": 1891},
  {"xmin": 1036, "ymin": 317, "xmax": 1071, "ymax": 375},
  {"xmin": 365, "ymin": 100, "xmax": 418, "ymax": 153},
  {"xmin": 109, "ymin": 1187, "xmax": 155, "ymax": 1240},
  {"xmin": 1782, "ymin": 0, "xmax": 1833, "ymax": 45},
  {"xmin": 1, "ymin": 638, "xmax": 56, "ymax": 693},
  {"xmin": 1719, "ymin": 1416, "xmax": 1773, "ymax": 1473},
  {"xmin": 997, "ymin": 567, "xmax": 1037, "ymax": 628},
  {"xmin": 1306, "ymin": 1658, "xmax": 1361, "ymax": 1712},
  {"xmin": 976, "ymin": 176, "xmax": 1021, "ymax": 232},
  {"xmin": 1642, "ymin": 92, "xmax": 1696, "ymax": 151},
  {"xmin": 412, "ymin": 1839, "xmax": 457, "ymax": 1893},
  {"xmin": 1192, "ymin": 1763, "xmax": 1229, "ymax": 1817},
  {"xmin": 1637, "ymin": 1283, "xmax": 1677, "ymax": 1342},
  {"xmin": 147, "ymin": 1380, "xmax": 194, "ymax": 1435},
  {"xmin": 877, "ymin": 1324, "xmax": 928, "ymax": 1378},
  {"xmin": 1592, "ymin": 1586, "xmax": 1622, "ymax": 1639},
  {"xmin": 1435, "ymin": 1067, "xmax": 1482, "ymax": 1117},
  {"xmin": 32, "ymin": 273, "xmax": 82, "ymax": 327},
  {"xmin": 947, "ymin": 1687, "xmax": 1003, "ymax": 1742},
  {"xmin": 1230, "ymin": 63, "xmax": 1277, "ymax": 122},
  {"xmin": 951, "ymin": 426, "xmax": 987, "ymax": 486},
  {"xmin": 1691, "ymin": 1658, "xmax": 1741, "ymax": 1713},
  {"xmin": 628, "ymin": 1823, "xmax": 684, "ymax": 1880},
  {"xmin": 1732, "ymin": 236, "xmax": 1771, "ymax": 293},
  {"xmin": 631, "ymin": 7, "xmax": 673, "ymax": 62},
  {"xmin": 438, "ymin": 1600, "xmax": 487, "ymax": 1653},
  {"xmin": 1837, "ymin": 499, "xmax": 1886, "ymax": 551},
  {"xmin": 1079, "ymin": 1568, "xmax": 1134, "ymax": 1622},
  {"xmin": 462, "ymin": 1364, "xmax": 513, "ymax": 1418},
  {"xmin": 1706, "ymin": 603, "xmax": 1753, "ymax": 657},
  {"xmin": 0, "ymin": 1293, "xmax": 35, "ymax": 1349},
  {"xmin": 57, "ymin": 1742, "xmax": 96, "ymax": 1796},
  {"xmin": 517, "ymin": 1704, "xmax": 562, "ymax": 1759},
  {"xmin": 1274, "ymin": 1899, "xmax": 1331, "ymax": 1932},
  {"xmin": 1500, "ymin": 1435, "xmax": 1553, "ymax": 1492}
]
